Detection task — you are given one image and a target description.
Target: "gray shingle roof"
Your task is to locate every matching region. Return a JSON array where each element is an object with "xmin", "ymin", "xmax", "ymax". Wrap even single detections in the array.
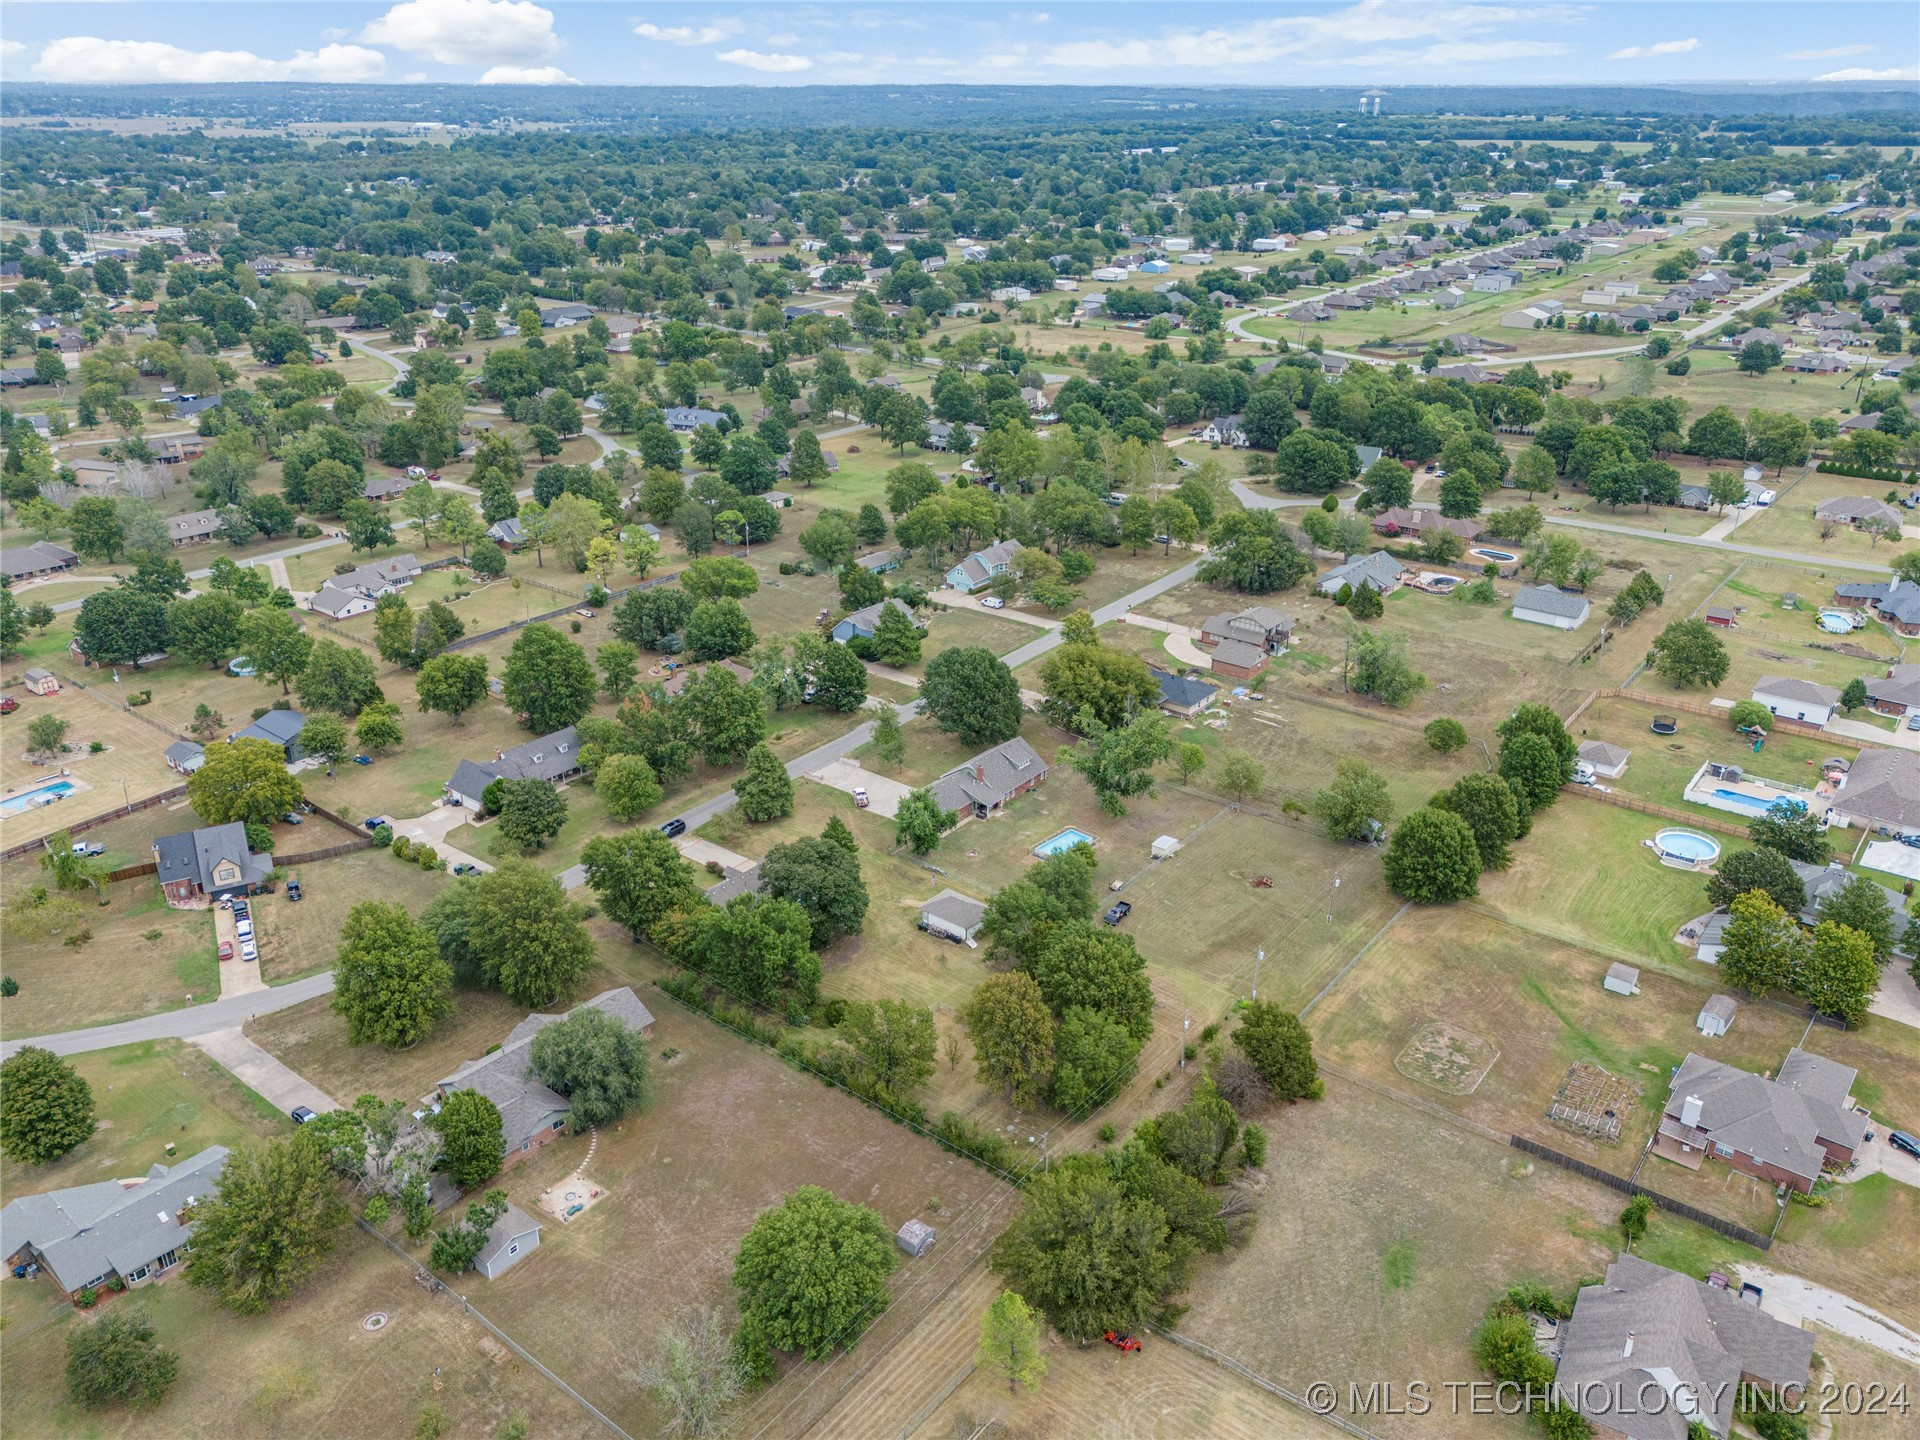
[
  {"xmin": 1317, "ymin": 551, "xmax": 1405, "ymax": 594},
  {"xmin": 948, "ymin": 541, "xmax": 1019, "ymax": 589},
  {"xmin": 920, "ymin": 888, "xmax": 988, "ymax": 934},
  {"xmin": 1833, "ymin": 747, "xmax": 1920, "ymax": 829},
  {"xmin": 446, "ymin": 727, "xmax": 581, "ymax": 801},
  {"xmin": 1555, "ymin": 1253, "xmax": 1814, "ymax": 1440},
  {"xmin": 0, "ymin": 540, "xmax": 79, "ymax": 578},
  {"xmin": 1699, "ymin": 994, "xmax": 1737, "ymax": 1024},
  {"xmin": 153, "ymin": 823, "xmax": 272, "ymax": 893},
  {"xmin": 1577, "ymin": 741, "xmax": 1630, "ymax": 770},
  {"xmin": 1154, "ymin": 670, "xmax": 1218, "ymax": 710},
  {"xmin": 1210, "ymin": 637, "xmax": 1267, "ymax": 672},
  {"xmin": 1666, "ymin": 1048, "xmax": 1864, "ymax": 1184},
  {"xmin": 1753, "ymin": 677, "xmax": 1841, "ymax": 707},
  {"xmin": 1512, "ymin": 584, "xmax": 1590, "ymax": 620},
  {"xmin": 475, "ymin": 1202, "xmax": 542, "ymax": 1272},
  {"xmin": 931, "ymin": 737, "xmax": 1049, "ymax": 813},
  {"xmin": 0, "ymin": 1146, "xmax": 228, "ymax": 1293},
  {"xmin": 231, "ymin": 708, "xmax": 307, "ymax": 749}
]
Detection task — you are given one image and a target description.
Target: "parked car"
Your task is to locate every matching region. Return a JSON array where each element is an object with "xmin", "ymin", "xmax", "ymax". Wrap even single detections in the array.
[
  {"xmin": 70, "ymin": 841, "xmax": 105, "ymax": 857},
  {"xmin": 0, "ymin": 696, "xmax": 17, "ymax": 714},
  {"xmin": 575, "ymin": 608, "xmax": 597, "ymax": 619},
  {"xmin": 217, "ymin": 941, "xmax": 233, "ymax": 962},
  {"xmin": 284, "ymin": 811, "xmax": 303, "ymax": 824},
  {"xmin": 453, "ymin": 863, "xmax": 478, "ymax": 876},
  {"xmin": 406, "ymin": 465, "xmax": 428, "ymax": 478},
  {"xmin": 1907, "ymin": 714, "xmax": 1920, "ymax": 732},
  {"xmin": 240, "ymin": 939, "xmax": 259, "ymax": 962},
  {"xmin": 286, "ymin": 878, "xmax": 302, "ymax": 902},
  {"xmin": 364, "ymin": 817, "xmax": 391, "ymax": 832},
  {"xmin": 1103, "ymin": 901, "xmax": 1132, "ymax": 925},
  {"xmin": 235, "ymin": 920, "xmax": 255, "ymax": 941},
  {"xmin": 979, "ymin": 596, "xmax": 1006, "ymax": 610},
  {"xmin": 852, "ymin": 787, "xmax": 870, "ymax": 809},
  {"xmin": 290, "ymin": 1106, "xmax": 317, "ymax": 1124},
  {"xmin": 660, "ymin": 817, "xmax": 687, "ymax": 838},
  {"xmin": 352, "ymin": 754, "xmax": 373, "ymax": 766},
  {"xmin": 1890, "ymin": 1130, "xmax": 1920, "ymax": 1159}
]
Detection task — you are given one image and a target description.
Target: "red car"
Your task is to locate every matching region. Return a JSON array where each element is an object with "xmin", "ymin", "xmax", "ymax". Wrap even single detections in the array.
[
  {"xmin": 0, "ymin": 696, "xmax": 16, "ymax": 714},
  {"xmin": 217, "ymin": 941, "xmax": 234, "ymax": 962},
  {"xmin": 1103, "ymin": 1331, "xmax": 1143, "ymax": 1354}
]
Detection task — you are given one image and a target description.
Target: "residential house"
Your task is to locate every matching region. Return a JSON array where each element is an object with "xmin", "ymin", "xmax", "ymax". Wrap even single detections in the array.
[
  {"xmin": 945, "ymin": 540, "xmax": 1019, "ymax": 594},
  {"xmin": 830, "ymin": 597, "xmax": 925, "ymax": 645},
  {"xmin": 1153, "ymin": 669, "xmax": 1218, "ymax": 718},
  {"xmin": 1697, "ymin": 995, "xmax": 1737, "ymax": 1038},
  {"xmin": 486, "ymin": 516, "xmax": 526, "ymax": 549},
  {"xmin": 475, "ymin": 1204, "xmax": 542, "ymax": 1280},
  {"xmin": 1577, "ymin": 741, "xmax": 1631, "ymax": 779},
  {"xmin": 1316, "ymin": 552, "xmax": 1406, "ymax": 597},
  {"xmin": 445, "ymin": 726, "xmax": 582, "ymax": 811},
  {"xmin": 0, "ymin": 541, "xmax": 79, "ymax": 581},
  {"xmin": 1, "ymin": 1147, "xmax": 230, "ymax": 1299},
  {"xmin": 1788, "ymin": 858, "xmax": 1910, "ymax": 946},
  {"xmin": 167, "ymin": 508, "xmax": 222, "ymax": 546},
  {"xmin": 1209, "ymin": 638, "xmax": 1268, "ymax": 681},
  {"xmin": 1814, "ymin": 496, "xmax": 1902, "ymax": 532},
  {"xmin": 1512, "ymin": 585, "xmax": 1590, "ymax": 631},
  {"xmin": 1553, "ymin": 1253, "xmax": 1813, "ymax": 1439},
  {"xmin": 1655, "ymin": 1047, "xmax": 1866, "ymax": 1194},
  {"xmin": 437, "ymin": 989, "xmax": 656, "ymax": 1167},
  {"xmin": 153, "ymin": 823, "xmax": 273, "ymax": 907},
  {"xmin": 1197, "ymin": 606, "xmax": 1293, "ymax": 655},
  {"xmin": 1751, "ymin": 677, "xmax": 1841, "ymax": 726},
  {"xmin": 704, "ymin": 859, "xmax": 763, "ymax": 906},
  {"xmin": 537, "ymin": 304, "xmax": 593, "ymax": 329},
  {"xmin": 854, "ymin": 548, "xmax": 901, "ymax": 575},
  {"xmin": 1832, "ymin": 577, "xmax": 1920, "ymax": 637},
  {"xmin": 307, "ymin": 553, "xmax": 423, "ymax": 619},
  {"xmin": 664, "ymin": 406, "xmax": 725, "ymax": 433},
  {"xmin": 163, "ymin": 740, "xmax": 205, "ymax": 775},
  {"xmin": 1862, "ymin": 663, "xmax": 1920, "ymax": 718},
  {"xmin": 919, "ymin": 889, "xmax": 988, "ymax": 943},
  {"xmin": 69, "ymin": 460, "xmax": 118, "ymax": 491},
  {"xmin": 1200, "ymin": 414, "xmax": 1248, "ymax": 447},
  {"xmin": 229, "ymin": 708, "xmax": 309, "ymax": 763},
  {"xmin": 171, "ymin": 394, "xmax": 223, "ymax": 421},
  {"xmin": 1472, "ymin": 270, "xmax": 1518, "ymax": 292},
  {"xmin": 1785, "ymin": 352, "xmax": 1852, "ymax": 375},
  {"xmin": 930, "ymin": 737, "xmax": 1049, "ymax": 819},
  {"xmin": 1370, "ymin": 508, "xmax": 1477, "ymax": 543},
  {"xmin": 361, "ymin": 475, "xmax": 409, "ymax": 503},
  {"xmin": 1827, "ymin": 746, "xmax": 1920, "ymax": 834}
]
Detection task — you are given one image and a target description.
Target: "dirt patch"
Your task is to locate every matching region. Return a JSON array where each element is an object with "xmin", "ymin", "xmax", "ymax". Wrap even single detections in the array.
[
  {"xmin": 1548, "ymin": 1062, "xmax": 1640, "ymax": 1144},
  {"xmin": 536, "ymin": 1173, "xmax": 608, "ymax": 1223},
  {"xmin": 1394, "ymin": 1021, "xmax": 1498, "ymax": 1094}
]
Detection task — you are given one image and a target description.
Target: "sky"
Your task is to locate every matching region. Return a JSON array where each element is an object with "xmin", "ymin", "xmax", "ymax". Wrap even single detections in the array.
[{"xmin": 0, "ymin": 0, "xmax": 1915, "ymax": 90}]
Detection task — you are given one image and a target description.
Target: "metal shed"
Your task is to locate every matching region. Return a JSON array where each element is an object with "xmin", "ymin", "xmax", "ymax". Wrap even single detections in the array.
[
  {"xmin": 1151, "ymin": 835, "xmax": 1182, "ymax": 860},
  {"xmin": 896, "ymin": 1219, "xmax": 937, "ymax": 1258}
]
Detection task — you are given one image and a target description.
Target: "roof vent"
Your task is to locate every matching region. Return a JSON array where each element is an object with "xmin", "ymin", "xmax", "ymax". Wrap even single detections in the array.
[
  {"xmin": 1681, "ymin": 1094, "xmax": 1703, "ymax": 1128},
  {"xmin": 156, "ymin": 1211, "xmax": 171, "ymax": 1225}
]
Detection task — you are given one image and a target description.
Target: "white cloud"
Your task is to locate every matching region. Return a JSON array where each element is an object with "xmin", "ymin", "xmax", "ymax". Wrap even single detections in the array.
[
  {"xmin": 1034, "ymin": 2, "xmax": 1578, "ymax": 71},
  {"xmin": 363, "ymin": 0, "xmax": 560, "ymax": 67},
  {"xmin": 478, "ymin": 64, "xmax": 578, "ymax": 84},
  {"xmin": 0, "ymin": 40, "xmax": 24, "ymax": 57},
  {"xmin": 634, "ymin": 21, "xmax": 741, "ymax": 46},
  {"xmin": 1783, "ymin": 45, "xmax": 1868, "ymax": 60},
  {"xmin": 34, "ymin": 37, "xmax": 385, "ymax": 83},
  {"xmin": 1814, "ymin": 63, "xmax": 1919, "ymax": 82},
  {"xmin": 1608, "ymin": 38, "xmax": 1699, "ymax": 60},
  {"xmin": 403, "ymin": 71, "xmax": 430, "ymax": 82},
  {"xmin": 716, "ymin": 48, "xmax": 812, "ymax": 73},
  {"xmin": 765, "ymin": 33, "xmax": 799, "ymax": 47},
  {"xmin": 1354, "ymin": 40, "xmax": 1569, "ymax": 66}
]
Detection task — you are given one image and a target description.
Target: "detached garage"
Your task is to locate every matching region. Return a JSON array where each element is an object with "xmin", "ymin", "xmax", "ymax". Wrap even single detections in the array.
[
  {"xmin": 1511, "ymin": 585, "xmax": 1591, "ymax": 631},
  {"xmin": 919, "ymin": 889, "xmax": 987, "ymax": 944}
]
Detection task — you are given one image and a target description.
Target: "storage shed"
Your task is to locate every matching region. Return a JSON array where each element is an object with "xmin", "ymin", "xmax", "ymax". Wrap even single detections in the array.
[
  {"xmin": 1697, "ymin": 994, "xmax": 1737, "ymax": 1037},
  {"xmin": 919, "ymin": 889, "xmax": 987, "ymax": 944},
  {"xmin": 1151, "ymin": 835, "xmax": 1182, "ymax": 860},
  {"xmin": 1603, "ymin": 963, "xmax": 1641, "ymax": 997},
  {"xmin": 896, "ymin": 1219, "xmax": 937, "ymax": 1258},
  {"xmin": 474, "ymin": 1202, "xmax": 542, "ymax": 1280}
]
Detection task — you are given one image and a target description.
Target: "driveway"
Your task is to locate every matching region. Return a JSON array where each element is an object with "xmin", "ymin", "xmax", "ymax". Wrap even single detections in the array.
[
  {"xmin": 1847, "ymin": 1128, "xmax": 1920, "ymax": 1191},
  {"xmin": 392, "ymin": 803, "xmax": 493, "ymax": 874},
  {"xmin": 1867, "ymin": 957, "xmax": 1920, "ymax": 1032},
  {"xmin": 931, "ymin": 589, "xmax": 1059, "ymax": 629},
  {"xmin": 806, "ymin": 758, "xmax": 913, "ymax": 818},
  {"xmin": 677, "ymin": 836, "xmax": 754, "ymax": 871},
  {"xmin": 192, "ymin": 1027, "xmax": 340, "ymax": 1117},
  {"xmin": 1732, "ymin": 1266, "xmax": 1920, "ymax": 1364},
  {"xmin": 1122, "ymin": 613, "xmax": 1211, "ymax": 669},
  {"xmin": 213, "ymin": 905, "xmax": 266, "ymax": 1000},
  {"xmin": 1858, "ymin": 840, "xmax": 1920, "ymax": 884},
  {"xmin": 1825, "ymin": 717, "xmax": 1920, "ymax": 752}
]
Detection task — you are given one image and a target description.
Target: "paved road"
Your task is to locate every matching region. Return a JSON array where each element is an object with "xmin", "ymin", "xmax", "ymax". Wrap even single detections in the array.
[
  {"xmin": 0, "ymin": 972, "xmax": 338, "ymax": 1060},
  {"xmin": 46, "ymin": 532, "xmax": 353, "ymax": 614},
  {"xmin": 1537, "ymin": 513, "xmax": 1896, "ymax": 573}
]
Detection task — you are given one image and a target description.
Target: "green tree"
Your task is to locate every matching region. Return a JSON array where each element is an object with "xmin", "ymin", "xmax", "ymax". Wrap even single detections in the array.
[
  {"xmin": 1498, "ymin": 731, "xmax": 1568, "ymax": 812},
  {"xmin": 1748, "ymin": 804, "xmax": 1832, "ymax": 865},
  {"xmin": 1312, "ymin": 758, "xmax": 1392, "ymax": 842},
  {"xmin": 297, "ymin": 713, "xmax": 351, "ymax": 776},
  {"xmin": 294, "ymin": 638, "xmax": 383, "ymax": 716},
  {"xmin": 683, "ymin": 894, "xmax": 821, "ymax": 1011},
  {"xmin": 415, "ymin": 653, "xmax": 489, "ymax": 725},
  {"xmin": 978, "ymin": 1290, "xmax": 1048, "ymax": 1394},
  {"xmin": 502, "ymin": 623, "xmax": 597, "ymax": 734},
  {"xmin": 1621, "ymin": 1194, "xmax": 1653, "ymax": 1249},
  {"xmin": 1650, "ymin": 618, "xmax": 1730, "ymax": 689},
  {"xmin": 26, "ymin": 715, "xmax": 71, "ymax": 765},
  {"xmin": 761, "ymin": 834, "xmax": 869, "ymax": 946},
  {"xmin": 68, "ymin": 496, "xmax": 125, "ymax": 562},
  {"xmin": 1718, "ymin": 890, "xmax": 1807, "ymax": 1000},
  {"xmin": 628, "ymin": 1307, "xmax": 744, "ymax": 1439},
  {"xmin": 1433, "ymin": 771, "xmax": 1522, "ymax": 870},
  {"xmin": 1425, "ymin": 718, "xmax": 1469, "ymax": 753},
  {"xmin": 185, "ymin": 1137, "xmax": 349, "ymax": 1313},
  {"xmin": 495, "ymin": 778, "xmax": 568, "ymax": 852},
  {"xmin": 837, "ymin": 999, "xmax": 937, "ymax": 1095},
  {"xmin": 467, "ymin": 861, "xmax": 596, "ymax": 1006},
  {"xmin": 1061, "ymin": 714, "xmax": 1173, "ymax": 817},
  {"xmin": 1382, "ymin": 807, "xmax": 1482, "ymax": 904},
  {"xmin": 238, "ymin": 608, "xmax": 312, "ymax": 696},
  {"xmin": 1040, "ymin": 644, "xmax": 1159, "ymax": 731},
  {"xmin": 429, "ymin": 1090, "xmax": 506, "ymax": 1190},
  {"xmin": 1216, "ymin": 750, "xmax": 1267, "ymax": 804},
  {"xmin": 1706, "ymin": 848, "xmax": 1807, "ymax": 914},
  {"xmin": 1815, "ymin": 874, "xmax": 1895, "ymax": 964},
  {"xmin": 65, "ymin": 1308, "xmax": 180, "ymax": 1410},
  {"xmin": 733, "ymin": 1187, "xmax": 897, "ymax": 1361},
  {"xmin": 72, "ymin": 586, "xmax": 169, "ymax": 667},
  {"xmin": 920, "ymin": 647, "xmax": 1023, "ymax": 747},
  {"xmin": 869, "ymin": 706, "xmax": 906, "ymax": 770},
  {"xmin": 895, "ymin": 787, "xmax": 956, "ymax": 855},
  {"xmin": 529, "ymin": 1007, "xmax": 651, "ymax": 1128},
  {"xmin": 187, "ymin": 738, "xmax": 304, "ymax": 826},
  {"xmin": 0, "ymin": 1045, "xmax": 95, "ymax": 1164},
  {"xmin": 597, "ymin": 752, "xmax": 664, "ymax": 822},
  {"xmin": 1346, "ymin": 626, "xmax": 1427, "ymax": 707},
  {"xmin": 582, "ymin": 830, "xmax": 701, "ymax": 942},
  {"xmin": 1801, "ymin": 921, "xmax": 1879, "ymax": 1027},
  {"xmin": 679, "ymin": 665, "xmax": 767, "ymax": 767},
  {"xmin": 1027, "ymin": 921, "xmax": 1154, "ymax": 1041},
  {"xmin": 166, "ymin": 591, "xmax": 245, "ymax": 670},
  {"xmin": 963, "ymin": 972, "xmax": 1057, "ymax": 1107},
  {"xmin": 869, "ymin": 601, "xmax": 924, "ymax": 667},
  {"xmin": 735, "ymin": 743, "xmax": 795, "ymax": 823},
  {"xmin": 1233, "ymin": 999, "xmax": 1322, "ymax": 1101},
  {"xmin": 686, "ymin": 597, "xmax": 757, "ymax": 662},
  {"xmin": 990, "ymin": 1158, "xmax": 1170, "ymax": 1342},
  {"xmin": 331, "ymin": 901, "xmax": 454, "ymax": 1048},
  {"xmin": 1048, "ymin": 1005, "xmax": 1140, "ymax": 1114},
  {"xmin": 1839, "ymin": 678, "xmax": 1869, "ymax": 714}
]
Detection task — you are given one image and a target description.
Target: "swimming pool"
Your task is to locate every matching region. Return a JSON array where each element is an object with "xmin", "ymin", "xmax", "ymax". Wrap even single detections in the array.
[
  {"xmin": 0, "ymin": 779, "xmax": 76, "ymax": 817},
  {"xmin": 1654, "ymin": 829, "xmax": 1721, "ymax": 864},
  {"xmin": 1469, "ymin": 547, "xmax": 1518, "ymax": 564},
  {"xmin": 1034, "ymin": 828, "xmax": 1095, "ymax": 857},
  {"xmin": 1711, "ymin": 788, "xmax": 1802, "ymax": 815}
]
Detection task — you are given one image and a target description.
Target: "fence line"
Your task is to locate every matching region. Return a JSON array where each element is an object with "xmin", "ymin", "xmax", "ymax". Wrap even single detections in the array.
[
  {"xmin": 1587, "ymin": 687, "xmax": 1829, "ymax": 740},
  {"xmin": 352, "ymin": 1218, "xmax": 636, "ymax": 1440},
  {"xmin": 102, "ymin": 860, "xmax": 159, "ymax": 882},
  {"xmin": 1147, "ymin": 1326, "xmax": 1384, "ymax": 1440},
  {"xmin": 443, "ymin": 570, "xmax": 680, "ymax": 654},
  {"xmin": 0, "ymin": 784, "xmax": 190, "ymax": 863},
  {"xmin": 1507, "ymin": 1136, "xmax": 1774, "ymax": 1249},
  {"xmin": 1560, "ymin": 783, "xmax": 1753, "ymax": 838},
  {"xmin": 275, "ymin": 838, "xmax": 374, "ymax": 866}
]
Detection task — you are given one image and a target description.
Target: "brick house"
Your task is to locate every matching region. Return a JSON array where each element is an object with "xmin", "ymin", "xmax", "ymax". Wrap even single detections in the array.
[
  {"xmin": 929, "ymin": 738, "xmax": 1049, "ymax": 819},
  {"xmin": 1652, "ymin": 1047, "xmax": 1866, "ymax": 1194},
  {"xmin": 153, "ymin": 823, "xmax": 273, "ymax": 908}
]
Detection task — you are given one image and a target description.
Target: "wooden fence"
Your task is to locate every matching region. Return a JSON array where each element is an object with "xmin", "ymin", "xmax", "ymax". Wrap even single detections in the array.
[
  {"xmin": 0, "ymin": 784, "xmax": 189, "ymax": 864},
  {"xmin": 1508, "ymin": 1136, "xmax": 1774, "ymax": 1249},
  {"xmin": 1561, "ymin": 783, "xmax": 1753, "ymax": 839},
  {"xmin": 1588, "ymin": 687, "xmax": 1829, "ymax": 741}
]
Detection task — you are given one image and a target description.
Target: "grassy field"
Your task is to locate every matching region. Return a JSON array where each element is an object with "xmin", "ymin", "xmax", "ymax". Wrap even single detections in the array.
[
  {"xmin": 1736, "ymin": 471, "xmax": 1920, "ymax": 564},
  {"xmin": 255, "ymin": 846, "xmax": 453, "ymax": 982},
  {"xmin": 0, "ymin": 680, "xmax": 194, "ymax": 849},
  {"xmin": 0, "ymin": 1039, "xmax": 283, "ymax": 1197}
]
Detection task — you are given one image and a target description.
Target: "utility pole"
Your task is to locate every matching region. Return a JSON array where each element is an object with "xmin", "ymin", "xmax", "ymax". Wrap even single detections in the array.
[{"xmin": 1180, "ymin": 1014, "xmax": 1190, "ymax": 1067}]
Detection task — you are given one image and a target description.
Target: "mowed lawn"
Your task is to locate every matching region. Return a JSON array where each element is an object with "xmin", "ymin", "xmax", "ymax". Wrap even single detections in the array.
[{"xmin": 254, "ymin": 847, "xmax": 454, "ymax": 983}]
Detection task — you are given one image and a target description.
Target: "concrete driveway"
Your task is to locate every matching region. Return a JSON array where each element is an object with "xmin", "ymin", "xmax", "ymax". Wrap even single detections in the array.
[
  {"xmin": 807, "ymin": 758, "xmax": 913, "ymax": 818},
  {"xmin": 393, "ymin": 802, "xmax": 493, "ymax": 874},
  {"xmin": 1826, "ymin": 716, "xmax": 1920, "ymax": 752},
  {"xmin": 1733, "ymin": 1265, "xmax": 1920, "ymax": 1364},
  {"xmin": 931, "ymin": 589, "xmax": 1060, "ymax": 629},
  {"xmin": 213, "ymin": 904, "xmax": 265, "ymax": 1000},
  {"xmin": 1848, "ymin": 1129, "xmax": 1920, "ymax": 1191},
  {"xmin": 1868, "ymin": 960, "xmax": 1920, "ymax": 1031},
  {"xmin": 192, "ymin": 1027, "xmax": 340, "ymax": 1117},
  {"xmin": 1122, "ymin": 613, "xmax": 1212, "ymax": 669}
]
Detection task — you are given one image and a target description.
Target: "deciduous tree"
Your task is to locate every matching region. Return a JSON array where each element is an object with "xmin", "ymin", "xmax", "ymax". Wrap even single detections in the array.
[
  {"xmin": 187, "ymin": 737, "xmax": 304, "ymax": 826},
  {"xmin": 185, "ymin": 1137, "xmax": 349, "ymax": 1313},
  {"xmin": 0, "ymin": 1045, "xmax": 95, "ymax": 1164},
  {"xmin": 429, "ymin": 1090, "xmax": 506, "ymax": 1191},
  {"xmin": 1382, "ymin": 807, "xmax": 1481, "ymax": 904},
  {"xmin": 962, "ymin": 972, "xmax": 1057, "ymax": 1108},
  {"xmin": 331, "ymin": 901, "xmax": 453, "ymax": 1048},
  {"xmin": 530, "ymin": 1007, "xmax": 651, "ymax": 1128},
  {"xmin": 733, "ymin": 1187, "xmax": 897, "ymax": 1361}
]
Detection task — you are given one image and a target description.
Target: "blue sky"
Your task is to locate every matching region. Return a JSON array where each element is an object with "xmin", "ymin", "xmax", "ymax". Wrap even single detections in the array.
[{"xmin": 1, "ymin": 1, "xmax": 1914, "ymax": 88}]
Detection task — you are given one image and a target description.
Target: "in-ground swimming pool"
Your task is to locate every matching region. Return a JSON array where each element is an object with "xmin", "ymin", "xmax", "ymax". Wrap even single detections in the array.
[
  {"xmin": 1654, "ymin": 829, "xmax": 1721, "ymax": 864},
  {"xmin": 1034, "ymin": 827, "xmax": 1095, "ymax": 857},
  {"xmin": 0, "ymin": 779, "xmax": 76, "ymax": 817},
  {"xmin": 1710, "ymin": 788, "xmax": 1802, "ymax": 815},
  {"xmin": 1469, "ymin": 547, "xmax": 1518, "ymax": 565}
]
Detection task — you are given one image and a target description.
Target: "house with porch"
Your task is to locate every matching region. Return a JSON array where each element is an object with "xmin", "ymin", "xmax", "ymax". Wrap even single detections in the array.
[
  {"xmin": 229, "ymin": 708, "xmax": 309, "ymax": 762},
  {"xmin": 830, "ymin": 597, "xmax": 925, "ymax": 645},
  {"xmin": 1154, "ymin": 669, "xmax": 1218, "ymax": 718},
  {"xmin": 945, "ymin": 541, "xmax": 1019, "ymax": 594},
  {"xmin": 1197, "ymin": 606, "xmax": 1293, "ymax": 656},
  {"xmin": 930, "ymin": 738, "xmax": 1049, "ymax": 820},
  {"xmin": 445, "ymin": 726, "xmax": 582, "ymax": 811},
  {"xmin": 1653, "ymin": 1047, "xmax": 1866, "ymax": 1194},
  {"xmin": 1833, "ymin": 576, "xmax": 1920, "ymax": 636},
  {"xmin": 153, "ymin": 823, "xmax": 273, "ymax": 907}
]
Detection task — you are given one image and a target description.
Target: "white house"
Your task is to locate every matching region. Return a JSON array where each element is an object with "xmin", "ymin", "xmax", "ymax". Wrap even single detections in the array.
[
  {"xmin": 1201, "ymin": 414, "xmax": 1248, "ymax": 447},
  {"xmin": 1752, "ymin": 677, "xmax": 1840, "ymax": 727},
  {"xmin": 1511, "ymin": 585, "xmax": 1590, "ymax": 631}
]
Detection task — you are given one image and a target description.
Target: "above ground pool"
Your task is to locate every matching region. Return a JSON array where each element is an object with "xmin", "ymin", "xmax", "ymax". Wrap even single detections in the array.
[
  {"xmin": 0, "ymin": 779, "xmax": 76, "ymax": 817},
  {"xmin": 1654, "ymin": 829, "xmax": 1721, "ymax": 864},
  {"xmin": 1469, "ymin": 547, "xmax": 1518, "ymax": 564},
  {"xmin": 1034, "ymin": 827, "xmax": 1095, "ymax": 857}
]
